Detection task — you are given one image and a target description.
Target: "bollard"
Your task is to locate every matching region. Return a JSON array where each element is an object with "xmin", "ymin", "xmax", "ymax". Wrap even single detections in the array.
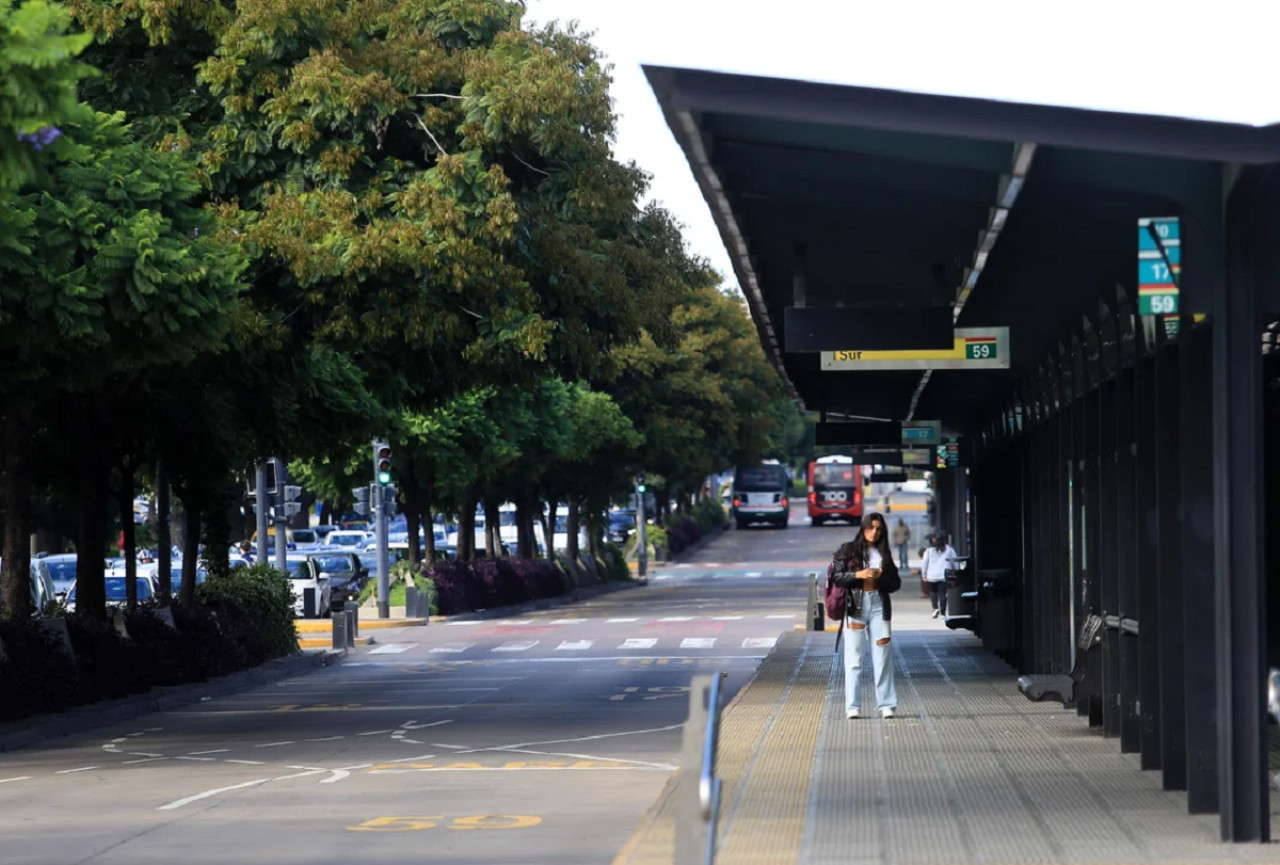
[
  {"xmin": 807, "ymin": 572, "xmax": 825, "ymax": 631},
  {"xmin": 350, "ymin": 602, "xmax": 360, "ymax": 638},
  {"xmin": 405, "ymin": 585, "xmax": 418, "ymax": 620},
  {"xmin": 675, "ymin": 672, "xmax": 725, "ymax": 865},
  {"xmin": 343, "ymin": 606, "xmax": 356, "ymax": 647},
  {"xmin": 331, "ymin": 608, "xmax": 348, "ymax": 650},
  {"xmin": 303, "ymin": 586, "xmax": 317, "ymax": 619}
]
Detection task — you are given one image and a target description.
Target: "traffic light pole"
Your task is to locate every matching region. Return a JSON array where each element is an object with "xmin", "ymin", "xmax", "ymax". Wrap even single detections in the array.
[
  {"xmin": 255, "ymin": 462, "xmax": 270, "ymax": 566},
  {"xmin": 636, "ymin": 477, "xmax": 648, "ymax": 578},
  {"xmin": 376, "ymin": 484, "xmax": 389, "ymax": 619},
  {"xmin": 273, "ymin": 460, "xmax": 288, "ymax": 575}
]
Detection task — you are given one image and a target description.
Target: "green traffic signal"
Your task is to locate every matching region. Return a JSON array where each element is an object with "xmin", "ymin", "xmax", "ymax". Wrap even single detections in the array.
[
  {"xmin": 377, "ymin": 470, "xmax": 392, "ymax": 485},
  {"xmin": 637, "ymin": 484, "xmax": 646, "ymax": 493}
]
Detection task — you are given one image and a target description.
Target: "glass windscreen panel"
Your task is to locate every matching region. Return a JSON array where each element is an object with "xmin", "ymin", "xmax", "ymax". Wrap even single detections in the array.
[
  {"xmin": 813, "ymin": 465, "xmax": 859, "ymax": 488},
  {"xmin": 734, "ymin": 466, "xmax": 786, "ymax": 492}
]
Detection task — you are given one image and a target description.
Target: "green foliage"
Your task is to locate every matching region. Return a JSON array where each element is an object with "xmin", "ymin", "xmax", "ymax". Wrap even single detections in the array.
[
  {"xmin": 196, "ymin": 564, "xmax": 299, "ymax": 660},
  {"xmin": 692, "ymin": 497, "xmax": 728, "ymax": 533},
  {"xmin": 0, "ymin": 0, "xmax": 93, "ymax": 192},
  {"xmin": 596, "ymin": 541, "xmax": 630, "ymax": 582}
]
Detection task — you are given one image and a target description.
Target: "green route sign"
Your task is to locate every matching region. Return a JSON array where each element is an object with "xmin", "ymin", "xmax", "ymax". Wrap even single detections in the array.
[{"xmin": 1138, "ymin": 217, "xmax": 1180, "ymax": 316}]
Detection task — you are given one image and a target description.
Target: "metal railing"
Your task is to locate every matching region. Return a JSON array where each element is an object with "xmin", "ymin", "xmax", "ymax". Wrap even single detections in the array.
[
  {"xmin": 1103, "ymin": 614, "xmax": 1140, "ymax": 636},
  {"xmin": 676, "ymin": 672, "xmax": 726, "ymax": 865}
]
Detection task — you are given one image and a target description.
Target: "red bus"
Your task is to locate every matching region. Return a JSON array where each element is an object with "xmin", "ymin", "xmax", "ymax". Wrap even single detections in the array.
[{"xmin": 807, "ymin": 456, "xmax": 863, "ymax": 526}]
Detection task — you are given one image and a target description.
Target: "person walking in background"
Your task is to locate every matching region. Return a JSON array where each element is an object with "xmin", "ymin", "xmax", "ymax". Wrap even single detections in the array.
[
  {"xmin": 892, "ymin": 517, "xmax": 911, "ymax": 569},
  {"xmin": 830, "ymin": 511, "xmax": 901, "ymax": 719},
  {"xmin": 920, "ymin": 532, "xmax": 956, "ymax": 619}
]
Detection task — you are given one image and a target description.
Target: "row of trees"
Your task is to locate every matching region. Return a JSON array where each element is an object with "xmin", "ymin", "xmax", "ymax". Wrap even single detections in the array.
[{"xmin": 0, "ymin": 0, "xmax": 799, "ymax": 622}]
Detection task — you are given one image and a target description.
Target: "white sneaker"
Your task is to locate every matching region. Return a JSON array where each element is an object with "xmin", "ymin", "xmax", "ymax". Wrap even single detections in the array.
[
  {"xmin": 931, "ymin": 609, "xmax": 940, "ymax": 619},
  {"xmin": 880, "ymin": 707, "xmax": 896, "ymax": 719},
  {"xmin": 846, "ymin": 708, "xmax": 860, "ymax": 719}
]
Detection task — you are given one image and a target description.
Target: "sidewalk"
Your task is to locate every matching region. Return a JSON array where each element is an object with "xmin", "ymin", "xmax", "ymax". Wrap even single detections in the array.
[{"xmin": 616, "ymin": 594, "xmax": 1279, "ymax": 865}]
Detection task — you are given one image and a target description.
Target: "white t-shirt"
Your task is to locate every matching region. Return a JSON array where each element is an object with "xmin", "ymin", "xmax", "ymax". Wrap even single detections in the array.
[
  {"xmin": 921, "ymin": 545, "xmax": 956, "ymax": 582},
  {"xmin": 866, "ymin": 547, "xmax": 882, "ymax": 573}
]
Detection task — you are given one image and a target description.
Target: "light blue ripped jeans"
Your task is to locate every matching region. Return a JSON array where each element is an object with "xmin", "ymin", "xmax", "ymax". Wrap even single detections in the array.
[{"xmin": 843, "ymin": 590, "xmax": 896, "ymax": 713}]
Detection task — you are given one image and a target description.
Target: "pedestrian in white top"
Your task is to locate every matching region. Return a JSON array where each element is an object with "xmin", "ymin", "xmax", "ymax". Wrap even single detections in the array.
[{"xmin": 920, "ymin": 533, "xmax": 956, "ymax": 619}]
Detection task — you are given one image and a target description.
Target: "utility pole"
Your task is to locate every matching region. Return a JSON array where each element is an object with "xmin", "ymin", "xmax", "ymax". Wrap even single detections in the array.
[
  {"xmin": 373, "ymin": 440, "xmax": 392, "ymax": 619},
  {"xmin": 636, "ymin": 473, "xmax": 648, "ymax": 578},
  {"xmin": 157, "ymin": 460, "xmax": 172, "ymax": 602},
  {"xmin": 255, "ymin": 462, "xmax": 270, "ymax": 566},
  {"xmin": 272, "ymin": 459, "xmax": 288, "ymax": 575}
]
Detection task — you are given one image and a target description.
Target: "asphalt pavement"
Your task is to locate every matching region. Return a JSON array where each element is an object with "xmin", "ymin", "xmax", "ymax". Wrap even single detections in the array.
[{"xmin": 0, "ymin": 504, "xmax": 859, "ymax": 864}]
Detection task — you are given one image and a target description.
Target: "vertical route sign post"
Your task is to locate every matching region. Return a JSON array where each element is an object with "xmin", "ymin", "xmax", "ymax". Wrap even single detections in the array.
[{"xmin": 1137, "ymin": 216, "xmax": 1180, "ymax": 316}]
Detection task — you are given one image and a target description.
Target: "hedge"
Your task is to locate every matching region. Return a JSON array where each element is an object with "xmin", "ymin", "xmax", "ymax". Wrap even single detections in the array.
[
  {"xmin": 0, "ymin": 565, "xmax": 298, "ymax": 723},
  {"xmin": 419, "ymin": 557, "xmax": 574, "ymax": 616}
]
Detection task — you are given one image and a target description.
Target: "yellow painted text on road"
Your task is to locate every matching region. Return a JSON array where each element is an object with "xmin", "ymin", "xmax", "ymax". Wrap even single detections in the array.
[{"xmin": 347, "ymin": 815, "xmax": 541, "ymax": 832}]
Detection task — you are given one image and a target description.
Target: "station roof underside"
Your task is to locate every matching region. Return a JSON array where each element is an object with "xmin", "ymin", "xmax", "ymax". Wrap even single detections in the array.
[{"xmin": 645, "ymin": 66, "xmax": 1280, "ymax": 435}]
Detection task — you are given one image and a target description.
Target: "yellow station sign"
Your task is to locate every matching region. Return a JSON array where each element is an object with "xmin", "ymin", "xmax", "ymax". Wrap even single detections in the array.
[{"xmin": 820, "ymin": 327, "xmax": 1010, "ymax": 371}]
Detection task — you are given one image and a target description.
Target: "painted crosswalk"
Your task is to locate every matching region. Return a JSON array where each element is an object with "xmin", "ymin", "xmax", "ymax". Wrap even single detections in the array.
[{"xmin": 414, "ymin": 636, "xmax": 780, "ymax": 656}]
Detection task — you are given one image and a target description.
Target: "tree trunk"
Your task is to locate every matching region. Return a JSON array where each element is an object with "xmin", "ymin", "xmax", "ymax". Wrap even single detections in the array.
[
  {"xmin": 156, "ymin": 460, "xmax": 172, "ymax": 604},
  {"xmin": 566, "ymin": 498, "xmax": 580, "ymax": 561},
  {"xmin": 540, "ymin": 497, "xmax": 556, "ymax": 562},
  {"xmin": 405, "ymin": 498, "xmax": 422, "ymax": 565},
  {"xmin": 1, "ymin": 412, "xmax": 34, "ymax": 621},
  {"xmin": 514, "ymin": 495, "xmax": 530, "ymax": 559},
  {"xmin": 457, "ymin": 494, "xmax": 476, "ymax": 561},
  {"xmin": 204, "ymin": 500, "xmax": 230, "ymax": 579},
  {"xmin": 116, "ymin": 464, "xmax": 138, "ymax": 611},
  {"xmin": 483, "ymin": 497, "xmax": 500, "ymax": 557},
  {"xmin": 586, "ymin": 507, "xmax": 600, "ymax": 560},
  {"xmin": 75, "ymin": 463, "xmax": 110, "ymax": 620},
  {"xmin": 420, "ymin": 484, "xmax": 436, "ymax": 565},
  {"xmin": 179, "ymin": 507, "xmax": 202, "ymax": 606},
  {"xmin": 320, "ymin": 499, "xmax": 335, "ymax": 526}
]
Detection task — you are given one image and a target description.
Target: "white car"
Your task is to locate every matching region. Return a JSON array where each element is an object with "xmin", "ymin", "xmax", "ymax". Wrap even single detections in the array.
[
  {"xmin": 284, "ymin": 555, "xmax": 331, "ymax": 618},
  {"xmin": 325, "ymin": 531, "xmax": 372, "ymax": 550},
  {"xmin": 63, "ymin": 574, "xmax": 158, "ymax": 611},
  {"xmin": 290, "ymin": 528, "xmax": 322, "ymax": 551}
]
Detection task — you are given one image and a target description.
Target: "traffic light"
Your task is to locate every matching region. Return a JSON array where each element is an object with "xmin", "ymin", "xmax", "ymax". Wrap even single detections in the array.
[
  {"xmin": 373, "ymin": 440, "xmax": 392, "ymax": 485},
  {"xmin": 636, "ymin": 472, "xmax": 646, "ymax": 494},
  {"xmin": 382, "ymin": 484, "xmax": 398, "ymax": 517},
  {"xmin": 352, "ymin": 485, "xmax": 370, "ymax": 516}
]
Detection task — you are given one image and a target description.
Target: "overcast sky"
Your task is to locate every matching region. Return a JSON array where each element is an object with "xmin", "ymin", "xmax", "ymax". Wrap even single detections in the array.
[{"xmin": 526, "ymin": 0, "xmax": 1280, "ymax": 289}]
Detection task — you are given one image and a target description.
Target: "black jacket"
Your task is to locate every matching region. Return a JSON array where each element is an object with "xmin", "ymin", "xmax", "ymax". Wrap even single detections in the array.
[{"xmin": 830, "ymin": 541, "xmax": 902, "ymax": 622}]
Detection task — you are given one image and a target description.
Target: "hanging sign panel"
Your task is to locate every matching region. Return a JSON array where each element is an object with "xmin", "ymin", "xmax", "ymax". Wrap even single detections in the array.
[
  {"xmin": 1137, "ymin": 216, "xmax": 1180, "ymax": 316},
  {"xmin": 820, "ymin": 327, "xmax": 1010, "ymax": 371}
]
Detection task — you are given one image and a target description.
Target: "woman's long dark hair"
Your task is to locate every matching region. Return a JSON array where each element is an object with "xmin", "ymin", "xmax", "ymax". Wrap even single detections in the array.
[{"xmin": 846, "ymin": 511, "xmax": 893, "ymax": 569}]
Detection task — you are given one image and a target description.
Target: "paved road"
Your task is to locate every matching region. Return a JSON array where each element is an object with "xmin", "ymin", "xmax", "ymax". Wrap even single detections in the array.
[{"xmin": 0, "ymin": 505, "xmax": 855, "ymax": 865}]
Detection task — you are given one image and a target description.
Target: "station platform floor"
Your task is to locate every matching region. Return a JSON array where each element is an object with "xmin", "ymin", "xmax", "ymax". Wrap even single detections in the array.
[{"xmin": 614, "ymin": 595, "xmax": 1280, "ymax": 865}]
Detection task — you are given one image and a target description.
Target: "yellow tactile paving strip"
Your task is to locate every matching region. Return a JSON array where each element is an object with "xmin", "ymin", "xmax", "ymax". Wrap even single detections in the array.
[{"xmin": 613, "ymin": 632, "xmax": 826, "ymax": 865}]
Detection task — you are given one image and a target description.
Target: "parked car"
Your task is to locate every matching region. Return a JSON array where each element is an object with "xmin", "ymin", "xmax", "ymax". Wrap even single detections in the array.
[
  {"xmin": 290, "ymin": 528, "xmax": 321, "ymax": 551},
  {"xmin": 34, "ymin": 553, "xmax": 78, "ymax": 597},
  {"xmin": 608, "ymin": 510, "xmax": 635, "ymax": 544},
  {"xmin": 284, "ymin": 555, "xmax": 331, "ymax": 618},
  {"xmin": 306, "ymin": 551, "xmax": 367, "ymax": 606},
  {"xmin": 0, "ymin": 558, "xmax": 59, "ymax": 615},
  {"xmin": 63, "ymin": 575, "xmax": 158, "ymax": 612},
  {"xmin": 326, "ymin": 530, "xmax": 372, "ymax": 550}
]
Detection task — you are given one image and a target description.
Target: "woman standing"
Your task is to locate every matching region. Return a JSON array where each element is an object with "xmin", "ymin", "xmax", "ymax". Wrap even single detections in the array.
[{"xmin": 830, "ymin": 511, "xmax": 901, "ymax": 719}]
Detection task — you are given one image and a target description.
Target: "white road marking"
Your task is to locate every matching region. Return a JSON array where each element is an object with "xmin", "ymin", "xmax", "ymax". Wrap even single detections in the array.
[
  {"xmin": 431, "ymin": 743, "xmax": 466, "ymax": 749},
  {"xmin": 126, "ymin": 732, "xmax": 144, "ymax": 737},
  {"xmin": 556, "ymin": 640, "xmax": 594, "ymax": 651},
  {"xmin": 400, "ymin": 719, "xmax": 452, "ymax": 731},
  {"xmin": 619, "ymin": 638, "xmax": 657, "ymax": 649},
  {"xmin": 177, "ymin": 756, "xmax": 216, "ymax": 762},
  {"xmin": 743, "ymin": 637, "xmax": 778, "ymax": 649},
  {"xmin": 766, "ymin": 614, "xmax": 796, "ymax": 619},
  {"xmin": 444, "ymin": 621, "xmax": 480, "ymax": 626},
  {"xmin": 253, "ymin": 741, "xmax": 295, "ymax": 748},
  {"xmin": 429, "ymin": 643, "xmax": 472, "ymax": 653},
  {"xmin": 356, "ymin": 730, "xmax": 394, "ymax": 736},
  {"xmin": 496, "ymin": 746, "xmax": 678, "ymax": 771},
  {"xmin": 123, "ymin": 757, "xmax": 168, "ymax": 765},
  {"xmin": 459, "ymin": 723, "xmax": 683, "ymax": 755},
  {"xmin": 145, "ymin": 726, "xmax": 163, "ymax": 732},
  {"xmin": 498, "ymin": 620, "xmax": 534, "ymax": 625},
  {"xmin": 606, "ymin": 617, "xmax": 639, "ymax": 623},
  {"xmin": 304, "ymin": 736, "xmax": 344, "ymax": 742},
  {"xmin": 712, "ymin": 616, "xmax": 744, "ymax": 621},
  {"xmin": 320, "ymin": 765, "xmax": 371, "ymax": 784},
  {"xmin": 158, "ymin": 779, "xmax": 271, "ymax": 811},
  {"xmin": 658, "ymin": 616, "xmax": 693, "ymax": 622},
  {"xmin": 225, "ymin": 760, "xmax": 266, "ymax": 765},
  {"xmin": 0, "ymin": 776, "xmax": 32, "ymax": 784},
  {"xmin": 493, "ymin": 641, "xmax": 538, "ymax": 652},
  {"xmin": 551, "ymin": 618, "xmax": 586, "ymax": 624},
  {"xmin": 189, "ymin": 749, "xmax": 229, "ymax": 755},
  {"xmin": 127, "ymin": 752, "xmax": 164, "ymax": 758},
  {"xmin": 369, "ymin": 644, "xmax": 415, "ymax": 654},
  {"xmin": 110, "ymin": 737, "xmax": 128, "ymax": 743},
  {"xmin": 681, "ymin": 638, "xmax": 716, "ymax": 649},
  {"xmin": 55, "ymin": 767, "xmax": 98, "ymax": 774},
  {"xmin": 743, "ymin": 572, "xmax": 763, "ymax": 577}
]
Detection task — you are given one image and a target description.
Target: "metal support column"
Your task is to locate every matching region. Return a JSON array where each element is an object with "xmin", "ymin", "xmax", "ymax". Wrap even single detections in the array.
[
  {"xmin": 1212, "ymin": 171, "xmax": 1270, "ymax": 842},
  {"xmin": 1134, "ymin": 354, "xmax": 1162, "ymax": 770},
  {"xmin": 1114, "ymin": 366, "xmax": 1140, "ymax": 752},
  {"xmin": 1082, "ymin": 386, "xmax": 1103, "ymax": 726},
  {"xmin": 1099, "ymin": 378, "xmax": 1121, "ymax": 737},
  {"xmin": 1155, "ymin": 340, "xmax": 1186, "ymax": 790},
  {"xmin": 1180, "ymin": 321, "xmax": 1217, "ymax": 814}
]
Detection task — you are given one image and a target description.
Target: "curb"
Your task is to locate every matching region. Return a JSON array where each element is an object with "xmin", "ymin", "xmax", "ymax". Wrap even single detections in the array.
[{"xmin": 0, "ymin": 649, "xmax": 340, "ymax": 754}]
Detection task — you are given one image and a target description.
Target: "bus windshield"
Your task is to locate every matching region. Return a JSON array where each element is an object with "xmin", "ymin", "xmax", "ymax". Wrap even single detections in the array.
[
  {"xmin": 734, "ymin": 465, "xmax": 786, "ymax": 492},
  {"xmin": 813, "ymin": 464, "xmax": 858, "ymax": 488}
]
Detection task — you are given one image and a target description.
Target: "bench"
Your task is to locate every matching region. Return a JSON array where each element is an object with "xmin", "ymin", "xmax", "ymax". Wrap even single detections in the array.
[{"xmin": 1016, "ymin": 611, "xmax": 1105, "ymax": 706}]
